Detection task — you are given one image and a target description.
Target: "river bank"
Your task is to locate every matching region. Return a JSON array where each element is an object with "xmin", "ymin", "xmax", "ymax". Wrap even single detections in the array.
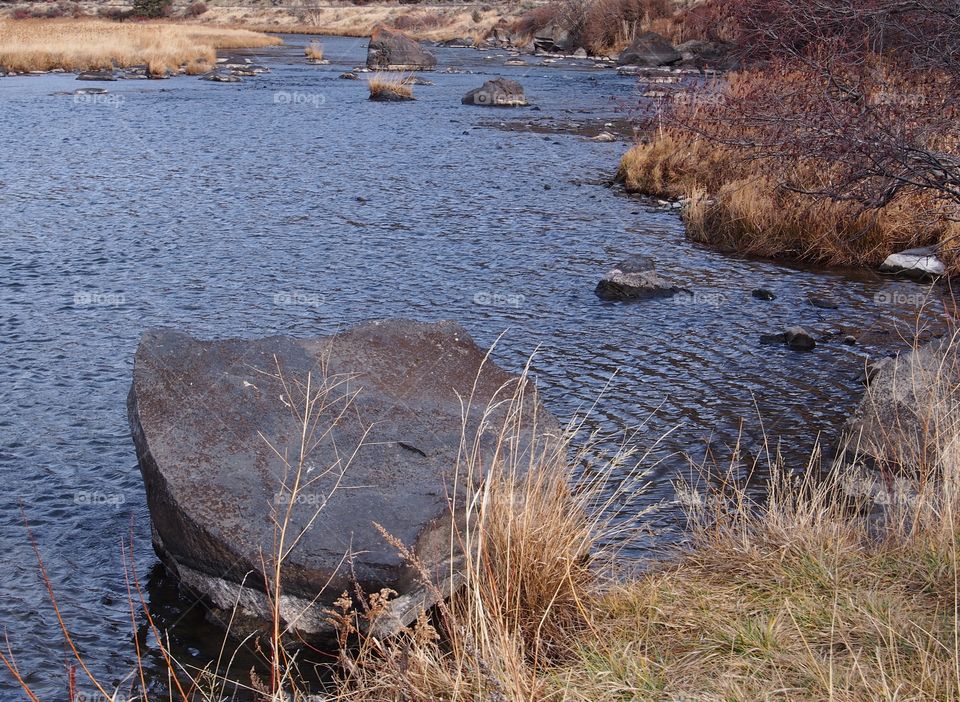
[{"xmin": 1, "ymin": 25, "xmax": 957, "ymax": 701}]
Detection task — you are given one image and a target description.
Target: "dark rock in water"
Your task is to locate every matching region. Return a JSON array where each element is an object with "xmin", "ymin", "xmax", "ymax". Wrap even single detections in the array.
[
  {"xmin": 366, "ymin": 26, "xmax": 437, "ymax": 71},
  {"xmin": 77, "ymin": 70, "xmax": 117, "ymax": 81},
  {"xmin": 760, "ymin": 326, "xmax": 816, "ymax": 351},
  {"xmin": 404, "ymin": 76, "xmax": 434, "ymax": 86},
  {"xmin": 752, "ymin": 288, "xmax": 776, "ymax": 301},
  {"xmin": 73, "ymin": 87, "xmax": 108, "ymax": 95},
  {"xmin": 785, "ymin": 326, "xmax": 816, "ymax": 351},
  {"xmin": 340, "ymin": 71, "xmax": 359, "ymax": 80},
  {"xmin": 843, "ymin": 335, "xmax": 858, "ymax": 346},
  {"xmin": 201, "ymin": 71, "xmax": 242, "ymax": 83},
  {"xmin": 128, "ymin": 319, "xmax": 559, "ymax": 642},
  {"xmin": 808, "ymin": 294, "xmax": 839, "ymax": 310},
  {"xmin": 462, "ymin": 77, "xmax": 527, "ymax": 107},
  {"xmin": 595, "ymin": 255, "xmax": 687, "ymax": 301},
  {"xmin": 617, "ymin": 32, "xmax": 681, "ymax": 67}
]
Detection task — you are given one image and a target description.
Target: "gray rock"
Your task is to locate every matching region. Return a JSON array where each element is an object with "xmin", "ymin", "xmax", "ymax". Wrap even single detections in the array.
[
  {"xmin": 617, "ymin": 32, "xmax": 681, "ymax": 67},
  {"xmin": 128, "ymin": 319, "xmax": 559, "ymax": 642},
  {"xmin": 808, "ymin": 294, "xmax": 839, "ymax": 310},
  {"xmin": 591, "ymin": 131, "xmax": 616, "ymax": 142},
  {"xmin": 760, "ymin": 326, "xmax": 816, "ymax": 351},
  {"xmin": 675, "ymin": 39, "xmax": 726, "ymax": 65},
  {"xmin": 339, "ymin": 72, "xmax": 359, "ymax": 80},
  {"xmin": 572, "ymin": 48, "xmax": 588, "ymax": 59},
  {"xmin": 201, "ymin": 71, "xmax": 242, "ymax": 83},
  {"xmin": 366, "ymin": 26, "xmax": 437, "ymax": 71},
  {"xmin": 462, "ymin": 77, "xmax": 528, "ymax": 107},
  {"xmin": 880, "ymin": 246, "xmax": 946, "ymax": 280},
  {"xmin": 595, "ymin": 255, "xmax": 686, "ymax": 301},
  {"xmin": 77, "ymin": 70, "xmax": 117, "ymax": 81},
  {"xmin": 785, "ymin": 326, "xmax": 816, "ymax": 351},
  {"xmin": 533, "ymin": 22, "xmax": 576, "ymax": 53},
  {"xmin": 845, "ymin": 338, "xmax": 958, "ymax": 473}
]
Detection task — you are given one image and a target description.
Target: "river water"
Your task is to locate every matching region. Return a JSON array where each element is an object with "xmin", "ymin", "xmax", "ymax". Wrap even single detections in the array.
[{"xmin": 0, "ymin": 33, "xmax": 948, "ymax": 698}]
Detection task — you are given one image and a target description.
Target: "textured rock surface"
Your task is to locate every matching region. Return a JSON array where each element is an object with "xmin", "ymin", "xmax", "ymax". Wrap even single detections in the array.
[
  {"xmin": 845, "ymin": 338, "xmax": 958, "ymax": 473},
  {"xmin": 461, "ymin": 77, "xmax": 528, "ymax": 106},
  {"xmin": 595, "ymin": 255, "xmax": 686, "ymax": 301},
  {"xmin": 366, "ymin": 26, "xmax": 437, "ymax": 70},
  {"xmin": 617, "ymin": 32, "xmax": 682, "ymax": 67},
  {"xmin": 128, "ymin": 319, "xmax": 558, "ymax": 640}
]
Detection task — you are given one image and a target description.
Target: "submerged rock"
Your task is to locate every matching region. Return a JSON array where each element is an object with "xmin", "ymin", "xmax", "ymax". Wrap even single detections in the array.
[
  {"xmin": 617, "ymin": 32, "xmax": 681, "ymax": 67},
  {"xmin": 461, "ymin": 77, "xmax": 528, "ymax": 106},
  {"xmin": 880, "ymin": 246, "xmax": 946, "ymax": 280},
  {"xmin": 752, "ymin": 288, "xmax": 776, "ymax": 301},
  {"xmin": 128, "ymin": 319, "xmax": 558, "ymax": 642},
  {"xmin": 760, "ymin": 326, "xmax": 817, "ymax": 351},
  {"xmin": 595, "ymin": 255, "xmax": 687, "ymax": 301},
  {"xmin": 366, "ymin": 26, "xmax": 437, "ymax": 71}
]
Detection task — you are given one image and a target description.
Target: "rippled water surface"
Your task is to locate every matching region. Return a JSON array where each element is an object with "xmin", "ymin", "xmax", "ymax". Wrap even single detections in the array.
[{"xmin": 0, "ymin": 34, "xmax": 948, "ymax": 697}]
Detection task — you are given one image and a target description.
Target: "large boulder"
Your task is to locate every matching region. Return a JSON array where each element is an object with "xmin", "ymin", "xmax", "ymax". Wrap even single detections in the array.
[
  {"xmin": 844, "ymin": 338, "xmax": 959, "ymax": 474},
  {"xmin": 879, "ymin": 246, "xmax": 946, "ymax": 281},
  {"xmin": 128, "ymin": 319, "xmax": 559, "ymax": 641},
  {"xmin": 532, "ymin": 21, "xmax": 577, "ymax": 53},
  {"xmin": 366, "ymin": 26, "xmax": 437, "ymax": 71},
  {"xmin": 461, "ymin": 77, "xmax": 528, "ymax": 106},
  {"xmin": 617, "ymin": 32, "xmax": 682, "ymax": 67},
  {"xmin": 594, "ymin": 255, "xmax": 687, "ymax": 301}
]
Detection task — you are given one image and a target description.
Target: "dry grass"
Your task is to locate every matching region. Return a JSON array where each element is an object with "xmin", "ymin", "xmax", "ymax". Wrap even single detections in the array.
[
  {"xmin": 303, "ymin": 39, "xmax": 323, "ymax": 61},
  {"xmin": 617, "ymin": 70, "xmax": 960, "ymax": 271},
  {"xmin": 207, "ymin": 4, "xmax": 515, "ymax": 43},
  {"xmin": 368, "ymin": 73, "xmax": 414, "ymax": 101},
  {"xmin": 0, "ymin": 17, "xmax": 280, "ymax": 73},
  {"xmin": 4, "ymin": 337, "xmax": 960, "ymax": 700}
]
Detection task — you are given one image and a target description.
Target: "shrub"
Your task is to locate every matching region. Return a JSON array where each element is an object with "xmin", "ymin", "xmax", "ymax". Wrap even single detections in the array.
[
  {"xmin": 184, "ymin": 1, "xmax": 207, "ymax": 17},
  {"xmin": 131, "ymin": 0, "xmax": 172, "ymax": 18}
]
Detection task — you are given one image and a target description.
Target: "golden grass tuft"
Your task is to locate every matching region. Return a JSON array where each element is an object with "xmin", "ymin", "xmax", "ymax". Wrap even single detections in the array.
[
  {"xmin": 0, "ymin": 18, "xmax": 281, "ymax": 74},
  {"xmin": 368, "ymin": 73, "xmax": 414, "ymax": 102},
  {"xmin": 303, "ymin": 39, "xmax": 323, "ymax": 61}
]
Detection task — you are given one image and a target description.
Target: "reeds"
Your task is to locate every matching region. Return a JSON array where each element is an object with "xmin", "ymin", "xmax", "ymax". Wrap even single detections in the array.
[
  {"xmin": 0, "ymin": 18, "xmax": 281, "ymax": 73},
  {"xmin": 4, "ymin": 336, "xmax": 960, "ymax": 700},
  {"xmin": 367, "ymin": 73, "xmax": 414, "ymax": 101},
  {"xmin": 303, "ymin": 39, "xmax": 323, "ymax": 62}
]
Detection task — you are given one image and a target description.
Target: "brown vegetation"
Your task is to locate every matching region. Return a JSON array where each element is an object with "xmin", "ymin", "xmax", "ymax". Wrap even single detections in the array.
[
  {"xmin": 0, "ymin": 18, "xmax": 281, "ymax": 73},
  {"xmin": 4, "ymin": 337, "xmax": 960, "ymax": 700},
  {"xmin": 368, "ymin": 72, "xmax": 415, "ymax": 101},
  {"xmin": 618, "ymin": 0, "xmax": 960, "ymax": 272}
]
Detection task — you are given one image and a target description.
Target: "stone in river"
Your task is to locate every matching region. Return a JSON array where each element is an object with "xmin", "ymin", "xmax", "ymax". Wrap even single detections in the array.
[{"xmin": 128, "ymin": 319, "xmax": 560, "ymax": 642}]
